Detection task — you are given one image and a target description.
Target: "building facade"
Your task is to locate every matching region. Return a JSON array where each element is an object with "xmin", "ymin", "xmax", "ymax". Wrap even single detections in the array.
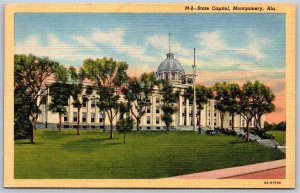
[{"xmin": 37, "ymin": 52, "xmax": 264, "ymax": 131}]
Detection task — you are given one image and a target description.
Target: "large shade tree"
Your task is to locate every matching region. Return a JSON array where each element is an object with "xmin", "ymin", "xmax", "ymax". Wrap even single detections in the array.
[
  {"xmin": 14, "ymin": 54, "xmax": 58, "ymax": 142},
  {"xmin": 83, "ymin": 57, "xmax": 129, "ymax": 139},
  {"xmin": 123, "ymin": 72, "xmax": 156, "ymax": 131},
  {"xmin": 240, "ymin": 81, "xmax": 276, "ymax": 141},
  {"xmin": 160, "ymin": 80, "xmax": 178, "ymax": 131},
  {"xmin": 68, "ymin": 66, "xmax": 85, "ymax": 135},
  {"xmin": 226, "ymin": 83, "xmax": 242, "ymax": 130},
  {"xmin": 213, "ymin": 82, "xmax": 230, "ymax": 129},
  {"xmin": 48, "ymin": 65, "xmax": 71, "ymax": 132},
  {"xmin": 252, "ymin": 81, "xmax": 275, "ymax": 130}
]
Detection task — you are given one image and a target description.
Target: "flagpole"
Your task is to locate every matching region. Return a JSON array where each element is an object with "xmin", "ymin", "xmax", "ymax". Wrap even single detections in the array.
[{"xmin": 193, "ymin": 48, "xmax": 196, "ymax": 132}]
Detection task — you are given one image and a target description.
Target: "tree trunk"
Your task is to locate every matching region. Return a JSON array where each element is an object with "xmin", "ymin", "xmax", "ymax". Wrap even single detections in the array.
[
  {"xmin": 109, "ymin": 110, "xmax": 113, "ymax": 139},
  {"xmin": 246, "ymin": 120, "xmax": 250, "ymax": 142},
  {"xmin": 109, "ymin": 122, "xmax": 113, "ymax": 139},
  {"xmin": 59, "ymin": 113, "xmax": 62, "ymax": 132},
  {"xmin": 220, "ymin": 112, "xmax": 224, "ymax": 129},
  {"xmin": 231, "ymin": 114, "xmax": 235, "ymax": 130},
  {"xmin": 77, "ymin": 108, "xmax": 80, "ymax": 135},
  {"xmin": 123, "ymin": 132, "xmax": 126, "ymax": 144},
  {"xmin": 136, "ymin": 118, "xmax": 140, "ymax": 131},
  {"xmin": 198, "ymin": 109, "xmax": 201, "ymax": 133},
  {"xmin": 30, "ymin": 115, "xmax": 37, "ymax": 143}
]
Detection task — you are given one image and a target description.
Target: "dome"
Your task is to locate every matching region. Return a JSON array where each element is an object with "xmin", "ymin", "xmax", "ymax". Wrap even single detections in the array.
[{"xmin": 157, "ymin": 53, "xmax": 185, "ymax": 74}]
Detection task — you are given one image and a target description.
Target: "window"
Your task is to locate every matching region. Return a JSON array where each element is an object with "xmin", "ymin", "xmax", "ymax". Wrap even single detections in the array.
[
  {"xmin": 214, "ymin": 119, "xmax": 217, "ymax": 126},
  {"xmin": 208, "ymin": 119, "xmax": 211, "ymax": 126},
  {"xmin": 91, "ymin": 113, "xmax": 95, "ymax": 123},
  {"xmin": 73, "ymin": 112, "xmax": 77, "ymax": 122},
  {"xmin": 156, "ymin": 106, "xmax": 160, "ymax": 114},
  {"xmin": 146, "ymin": 96, "xmax": 151, "ymax": 103},
  {"xmin": 147, "ymin": 105, "xmax": 151, "ymax": 113},
  {"xmin": 214, "ymin": 112, "xmax": 217, "ymax": 117},
  {"xmin": 157, "ymin": 127, "xmax": 160, "ymax": 130},
  {"xmin": 249, "ymin": 120, "xmax": 252, "ymax": 126},
  {"xmin": 147, "ymin": 116, "xmax": 151, "ymax": 124},
  {"xmin": 156, "ymin": 96, "xmax": 160, "ymax": 103},
  {"xmin": 91, "ymin": 98, "xmax": 96, "ymax": 108},
  {"xmin": 64, "ymin": 112, "xmax": 68, "ymax": 122},
  {"xmin": 147, "ymin": 127, "xmax": 151, "ymax": 130},
  {"xmin": 82, "ymin": 96, "xmax": 87, "ymax": 108},
  {"xmin": 156, "ymin": 116, "xmax": 160, "ymax": 124},
  {"xmin": 82, "ymin": 112, "xmax": 86, "ymax": 122},
  {"xmin": 99, "ymin": 113, "xmax": 103, "ymax": 123}
]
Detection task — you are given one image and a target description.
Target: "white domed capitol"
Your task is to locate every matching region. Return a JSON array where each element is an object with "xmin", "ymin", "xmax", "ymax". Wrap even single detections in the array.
[{"xmin": 37, "ymin": 37, "xmax": 263, "ymax": 131}]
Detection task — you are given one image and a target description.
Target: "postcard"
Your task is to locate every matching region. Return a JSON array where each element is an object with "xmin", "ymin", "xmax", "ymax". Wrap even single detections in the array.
[{"xmin": 4, "ymin": 3, "xmax": 295, "ymax": 188}]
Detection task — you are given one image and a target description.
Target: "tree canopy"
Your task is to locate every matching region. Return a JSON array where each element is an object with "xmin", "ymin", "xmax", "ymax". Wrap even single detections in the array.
[{"xmin": 83, "ymin": 57, "xmax": 129, "ymax": 139}]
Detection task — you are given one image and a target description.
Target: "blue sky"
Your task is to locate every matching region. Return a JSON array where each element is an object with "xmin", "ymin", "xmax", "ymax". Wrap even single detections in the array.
[
  {"xmin": 14, "ymin": 13, "xmax": 287, "ymax": 122},
  {"xmin": 15, "ymin": 13, "xmax": 285, "ymax": 71}
]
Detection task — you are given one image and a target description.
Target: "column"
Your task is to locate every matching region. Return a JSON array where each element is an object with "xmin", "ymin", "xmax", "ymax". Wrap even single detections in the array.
[
  {"xmin": 68, "ymin": 96, "xmax": 73, "ymax": 126},
  {"xmin": 178, "ymin": 95, "xmax": 183, "ymax": 125},
  {"xmin": 186, "ymin": 99, "xmax": 190, "ymax": 125}
]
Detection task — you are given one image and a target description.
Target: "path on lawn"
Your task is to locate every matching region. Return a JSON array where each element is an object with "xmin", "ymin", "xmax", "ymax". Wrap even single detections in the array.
[{"xmin": 172, "ymin": 159, "xmax": 285, "ymax": 179}]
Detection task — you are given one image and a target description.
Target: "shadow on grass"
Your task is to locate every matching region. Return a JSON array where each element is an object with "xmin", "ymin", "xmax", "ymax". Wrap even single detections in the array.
[
  {"xmin": 229, "ymin": 140, "xmax": 247, "ymax": 144},
  {"xmin": 60, "ymin": 137, "xmax": 123, "ymax": 152},
  {"xmin": 14, "ymin": 141, "xmax": 45, "ymax": 145}
]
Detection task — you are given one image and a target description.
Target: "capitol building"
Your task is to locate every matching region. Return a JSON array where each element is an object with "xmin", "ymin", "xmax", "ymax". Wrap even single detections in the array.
[{"xmin": 38, "ymin": 51, "xmax": 263, "ymax": 131}]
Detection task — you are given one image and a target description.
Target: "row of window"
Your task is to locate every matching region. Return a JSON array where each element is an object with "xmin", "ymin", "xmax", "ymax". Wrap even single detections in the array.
[
  {"xmin": 64, "ymin": 96, "xmax": 161, "ymax": 108},
  {"xmin": 146, "ymin": 106, "xmax": 160, "ymax": 114},
  {"xmin": 64, "ymin": 112, "xmax": 104, "ymax": 123},
  {"xmin": 64, "ymin": 113, "xmax": 161, "ymax": 125}
]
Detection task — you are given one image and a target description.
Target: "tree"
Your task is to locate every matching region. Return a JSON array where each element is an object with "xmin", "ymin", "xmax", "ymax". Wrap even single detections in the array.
[
  {"xmin": 240, "ymin": 81, "xmax": 256, "ymax": 142},
  {"xmin": 123, "ymin": 72, "xmax": 156, "ymax": 131},
  {"xmin": 116, "ymin": 101, "xmax": 134, "ymax": 143},
  {"xmin": 14, "ymin": 54, "xmax": 58, "ymax": 142},
  {"xmin": 160, "ymin": 80, "xmax": 178, "ymax": 131},
  {"xmin": 213, "ymin": 82, "xmax": 230, "ymax": 129},
  {"xmin": 48, "ymin": 65, "xmax": 71, "ymax": 132},
  {"xmin": 83, "ymin": 57, "xmax": 129, "ymax": 139},
  {"xmin": 226, "ymin": 84, "xmax": 241, "ymax": 130},
  {"xmin": 183, "ymin": 85, "xmax": 213, "ymax": 132},
  {"xmin": 252, "ymin": 81, "xmax": 275, "ymax": 130},
  {"xmin": 68, "ymin": 66, "xmax": 85, "ymax": 135},
  {"xmin": 14, "ymin": 86, "xmax": 33, "ymax": 139}
]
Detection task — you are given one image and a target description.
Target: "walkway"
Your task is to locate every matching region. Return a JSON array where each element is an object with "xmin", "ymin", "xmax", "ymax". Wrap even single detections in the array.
[{"xmin": 173, "ymin": 159, "xmax": 285, "ymax": 179}]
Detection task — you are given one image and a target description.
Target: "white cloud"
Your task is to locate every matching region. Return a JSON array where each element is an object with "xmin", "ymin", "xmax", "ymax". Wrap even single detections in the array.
[
  {"xmin": 71, "ymin": 35, "xmax": 95, "ymax": 47},
  {"xmin": 195, "ymin": 29, "xmax": 270, "ymax": 60},
  {"xmin": 91, "ymin": 28, "xmax": 124, "ymax": 46},
  {"xmin": 15, "ymin": 34, "xmax": 100, "ymax": 63},
  {"xmin": 195, "ymin": 30, "xmax": 228, "ymax": 51},
  {"xmin": 145, "ymin": 34, "xmax": 191, "ymax": 57},
  {"xmin": 234, "ymin": 29, "xmax": 270, "ymax": 60}
]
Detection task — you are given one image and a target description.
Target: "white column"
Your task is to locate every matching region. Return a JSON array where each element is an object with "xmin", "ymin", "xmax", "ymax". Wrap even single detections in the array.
[
  {"xmin": 178, "ymin": 95, "xmax": 183, "ymax": 125},
  {"xmin": 69, "ymin": 97, "xmax": 73, "ymax": 124},
  {"xmin": 186, "ymin": 99, "xmax": 190, "ymax": 125}
]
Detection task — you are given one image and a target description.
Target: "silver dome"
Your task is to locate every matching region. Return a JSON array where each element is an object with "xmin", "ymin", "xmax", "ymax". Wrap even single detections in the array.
[{"xmin": 156, "ymin": 53, "xmax": 185, "ymax": 74}]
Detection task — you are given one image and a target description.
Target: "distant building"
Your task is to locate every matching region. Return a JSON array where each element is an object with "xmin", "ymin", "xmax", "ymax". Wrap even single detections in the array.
[{"xmin": 38, "ymin": 51, "xmax": 264, "ymax": 131}]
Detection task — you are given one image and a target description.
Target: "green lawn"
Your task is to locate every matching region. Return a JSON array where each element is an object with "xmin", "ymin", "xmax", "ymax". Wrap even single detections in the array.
[
  {"xmin": 266, "ymin": 130, "xmax": 286, "ymax": 145},
  {"xmin": 15, "ymin": 130, "xmax": 285, "ymax": 179}
]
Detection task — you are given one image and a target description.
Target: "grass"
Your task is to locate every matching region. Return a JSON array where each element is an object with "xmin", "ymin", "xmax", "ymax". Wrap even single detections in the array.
[
  {"xmin": 266, "ymin": 130, "xmax": 286, "ymax": 145},
  {"xmin": 15, "ymin": 129, "xmax": 285, "ymax": 179}
]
